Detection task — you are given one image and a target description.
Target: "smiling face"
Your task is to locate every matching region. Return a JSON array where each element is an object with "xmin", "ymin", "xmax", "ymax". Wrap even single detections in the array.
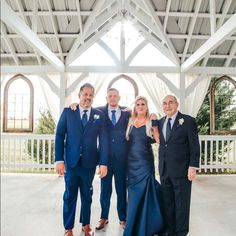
[
  {"xmin": 106, "ymin": 89, "xmax": 120, "ymax": 108},
  {"xmin": 79, "ymin": 86, "xmax": 94, "ymax": 108},
  {"xmin": 162, "ymin": 95, "xmax": 179, "ymax": 117},
  {"xmin": 134, "ymin": 98, "xmax": 148, "ymax": 117}
]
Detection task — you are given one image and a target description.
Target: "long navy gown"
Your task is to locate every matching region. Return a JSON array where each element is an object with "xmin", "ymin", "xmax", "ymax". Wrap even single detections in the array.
[{"xmin": 123, "ymin": 125, "xmax": 164, "ymax": 236}]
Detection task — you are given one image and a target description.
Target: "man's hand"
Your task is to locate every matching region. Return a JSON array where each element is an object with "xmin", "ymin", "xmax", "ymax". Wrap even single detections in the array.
[
  {"xmin": 69, "ymin": 103, "xmax": 78, "ymax": 111},
  {"xmin": 98, "ymin": 165, "xmax": 108, "ymax": 178},
  {"xmin": 188, "ymin": 167, "xmax": 196, "ymax": 181},
  {"xmin": 56, "ymin": 162, "xmax": 65, "ymax": 175}
]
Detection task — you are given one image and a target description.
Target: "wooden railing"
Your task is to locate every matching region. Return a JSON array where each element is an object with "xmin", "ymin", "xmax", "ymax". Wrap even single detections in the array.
[{"xmin": 1, "ymin": 133, "xmax": 236, "ymax": 173}]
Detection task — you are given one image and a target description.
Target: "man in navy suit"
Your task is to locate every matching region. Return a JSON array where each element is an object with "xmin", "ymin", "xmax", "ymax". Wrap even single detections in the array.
[
  {"xmin": 95, "ymin": 88, "xmax": 130, "ymax": 230},
  {"xmin": 55, "ymin": 83, "xmax": 108, "ymax": 236},
  {"xmin": 158, "ymin": 95, "xmax": 200, "ymax": 236}
]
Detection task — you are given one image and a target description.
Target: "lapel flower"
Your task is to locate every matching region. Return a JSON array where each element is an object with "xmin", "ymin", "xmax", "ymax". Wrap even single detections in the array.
[
  {"xmin": 93, "ymin": 114, "xmax": 100, "ymax": 124},
  {"xmin": 178, "ymin": 118, "xmax": 184, "ymax": 125},
  {"xmin": 94, "ymin": 114, "xmax": 100, "ymax": 120}
]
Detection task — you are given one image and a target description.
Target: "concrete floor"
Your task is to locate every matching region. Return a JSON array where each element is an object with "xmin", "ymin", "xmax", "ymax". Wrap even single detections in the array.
[{"xmin": 1, "ymin": 173, "xmax": 236, "ymax": 236}]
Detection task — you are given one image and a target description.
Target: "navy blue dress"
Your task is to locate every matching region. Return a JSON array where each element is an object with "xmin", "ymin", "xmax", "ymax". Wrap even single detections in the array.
[{"xmin": 123, "ymin": 125, "xmax": 164, "ymax": 236}]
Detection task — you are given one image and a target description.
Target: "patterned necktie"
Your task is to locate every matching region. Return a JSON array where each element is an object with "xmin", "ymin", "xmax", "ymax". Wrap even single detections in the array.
[
  {"xmin": 111, "ymin": 110, "xmax": 116, "ymax": 126},
  {"xmin": 166, "ymin": 117, "xmax": 172, "ymax": 141},
  {"xmin": 82, "ymin": 110, "xmax": 88, "ymax": 128}
]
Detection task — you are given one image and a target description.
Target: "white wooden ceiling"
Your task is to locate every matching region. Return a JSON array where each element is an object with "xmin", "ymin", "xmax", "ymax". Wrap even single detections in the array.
[{"xmin": 1, "ymin": 0, "xmax": 236, "ymax": 74}]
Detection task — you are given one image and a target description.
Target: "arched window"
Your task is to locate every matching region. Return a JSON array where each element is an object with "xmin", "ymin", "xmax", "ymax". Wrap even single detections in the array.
[
  {"xmin": 107, "ymin": 74, "xmax": 138, "ymax": 107},
  {"xmin": 3, "ymin": 74, "xmax": 34, "ymax": 132},
  {"xmin": 210, "ymin": 75, "xmax": 236, "ymax": 134}
]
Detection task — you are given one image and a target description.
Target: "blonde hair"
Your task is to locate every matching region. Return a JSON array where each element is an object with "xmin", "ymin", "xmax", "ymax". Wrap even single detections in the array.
[{"xmin": 126, "ymin": 96, "xmax": 153, "ymax": 140}]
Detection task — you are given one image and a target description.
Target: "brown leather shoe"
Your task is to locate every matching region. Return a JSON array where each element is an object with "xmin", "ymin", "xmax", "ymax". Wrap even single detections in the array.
[
  {"xmin": 82, "ymin": 224, "xmax": 94, "ymax": 236},
  {"xmin": 64, "ymin": 229, "xmax": 73, "ymax": 236},
  {"xmin": 120, "ymin": 221, "xmax": 126, "ymax": 229},
  {"xmin": 95, "ymin": 218, "xmax": 109, "ymax": 230}
]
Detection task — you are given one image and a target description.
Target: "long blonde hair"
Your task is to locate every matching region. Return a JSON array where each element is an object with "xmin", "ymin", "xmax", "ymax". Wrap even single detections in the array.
[{"xmin": 126, "ymin": 96, "xmax": 153, "ymax": 140}]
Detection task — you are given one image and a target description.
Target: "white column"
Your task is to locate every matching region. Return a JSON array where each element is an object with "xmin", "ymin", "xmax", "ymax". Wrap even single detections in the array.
[
  {"xmin": 59, "ymin": 73, "xmax": 66, "ymax": 113},
  {"xmin": 179, "ymin": 73, "xmax": 186, "ymax": 113}
]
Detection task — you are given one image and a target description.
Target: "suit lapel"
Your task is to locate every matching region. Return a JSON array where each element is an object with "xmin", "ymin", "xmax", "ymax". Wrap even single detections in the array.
[
  {"xmin": 115, "ymin": 106, "xmax": 124, "ymax": 126},
  {"xmin": 160, "ymin": 117, "xmax": 166, "ymax": 142},
  {"xmin": 104, "ymin": 105, "xmax": 113, "ymax": 126}
]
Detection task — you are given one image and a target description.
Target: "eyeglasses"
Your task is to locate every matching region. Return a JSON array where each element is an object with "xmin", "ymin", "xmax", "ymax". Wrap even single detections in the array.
[{"xmin": 162, "ymin": 101, "xmax": 176, "ymax": 106}]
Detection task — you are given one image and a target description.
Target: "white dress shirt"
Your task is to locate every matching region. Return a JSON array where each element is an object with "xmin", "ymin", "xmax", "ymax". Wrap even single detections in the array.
[
  {"xmin": 162, "ymin": 111, "xmax": 178, "ymax": 140},
  {"xmin": 79, "ymin": 107, "xmax": 91, "ymax": 120}
]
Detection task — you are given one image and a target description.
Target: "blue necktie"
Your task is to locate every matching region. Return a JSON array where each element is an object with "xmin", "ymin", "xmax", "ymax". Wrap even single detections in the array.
[
  {"xmin": 166, "ymin": 118, "xmax": 172, "ymax": 141},
  {"xmin": 82, "ymin": 110, "xmax": 88, "ymax": 128},
  {"xmin": 111, "ymin": 110, "xmax": 116, "ymax": 126}
]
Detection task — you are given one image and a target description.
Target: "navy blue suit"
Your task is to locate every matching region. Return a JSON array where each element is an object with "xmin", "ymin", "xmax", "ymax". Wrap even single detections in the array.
[
  {"xmin": 158, "ymin": 111, "xmax": 200, "ymax": 236},
  {"xmin": 55, "ymin": 106, "xmax": 108, "ymax": 229},
  {"xmin": 97, "ymin": 105, "xmax": 130, "ymax": 221}
]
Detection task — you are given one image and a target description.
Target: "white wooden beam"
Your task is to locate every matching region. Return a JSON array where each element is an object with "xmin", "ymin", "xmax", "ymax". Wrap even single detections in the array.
[
  {"xmin": 2, "ymin": 65, "xmax": 236, "ymax": 75},
  {"xmin": 202, "ymin": 0, "xmax": 232, "ymax": 66},
  {"xmin": 126, "ymin": 40, "xmax": 148, "ymax": 65},
  {"xmin": 181, "ymin": 0, "xmax": 203, "ymax": 63},
  {"xmin": 66, "ymin": 0, "xmax": 106, "ymax": 65},
  {"xmin": 181, "ymin": 13, "xmax": 236, "ymax": 72},
  {"xmin": 179, "ymin": 73, "xmax": 186, "ymax": 113},
  {"xmin": 66, "ymin": 3, "xmax": 118, "ymax": 65},
  {"xmin": 188, "ymin": 66, "xmax": 236, "ymax": 75},
  {"xmin": 209, "ymin": 0, "xmax": 216, "ymax": 35},
  {"xmin": 46, "ymin": 0, "xmax": 64, "ymax": 62},
  {"xmin": 32, "ymin": 0, "xmax": 38, "ymax": 33},
  {"xmin": 75, "ymin": 0, "xmax": 83, "ymax": 34},
  {"xmin": 1, "ymin": 22, "xmax": 20, "ymax": 65},
  {"xmin": 217, "ymin": 0, "xmax": 232, "ymax": 30},
  {"xmin": 69, "ymin": 17, "xmax": 119, "ymax": 65},
  {"xmin": 59, "ymin": 73, "xmax": 66, "ymax": 113},
  {"xmin": 97, "ymin": 39, "xmax": 120, "ymax": 65},
  {"xmin": 1, "ymin": 0, "xmax": 64, "ymax": 71},
  {"xmin": 224, "ymin": 41, "xmax": 236, "ymax": 67},
  {"xmin": 15, "ymin": 0, "xmax": 41, "ymax": 65},
  {"xmin": 163, "ymin": 0, "xmax": 172, "ymax": 33},
  {"xmin": 131, "ymin": 20, "xmax": 177, "ymax": 66},
  {"xmin": 10, "ymin": 9, "xmax": 234, "ymax": 19},
  {"xmin": 142, "ymin": 0, "xmax": 180, "ymax": 65}
]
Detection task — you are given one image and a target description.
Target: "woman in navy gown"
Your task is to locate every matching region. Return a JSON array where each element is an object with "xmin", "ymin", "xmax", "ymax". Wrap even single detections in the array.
[{"xmin": 123, "ymin": 96, "xmax": 164, "ymax": 236}]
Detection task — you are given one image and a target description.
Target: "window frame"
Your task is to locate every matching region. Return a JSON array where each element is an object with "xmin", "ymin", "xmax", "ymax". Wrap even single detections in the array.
[
  {"xmin": 210, "ymin": 75, "xmax": 236, "ymax": 134},
  {"xmin": 3, "ymin": 74, "xmax": 34, "ymax": 133}
]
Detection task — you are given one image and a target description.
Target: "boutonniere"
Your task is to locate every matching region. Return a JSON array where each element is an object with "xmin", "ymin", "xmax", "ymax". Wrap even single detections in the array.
[
  {"xmin": 93, "ymin": 114, "xmax": 100, "ymax": 123},
  {"xmin": 178, "ymin": 118, "xmax": 184, "ymax": 125}
]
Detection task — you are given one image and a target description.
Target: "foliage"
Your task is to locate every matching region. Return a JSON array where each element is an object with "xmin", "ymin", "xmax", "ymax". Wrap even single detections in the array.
[
  {"xmin": 196, "ymin": 77, "xmax": 236, "ymax": 170},
  {"xmin": 28, "ymin": 109, "xmax": 56, "ymax": 165},
  {"xmin": 196, "ymin": 77, "xmax": 236, "ymax": 135}
]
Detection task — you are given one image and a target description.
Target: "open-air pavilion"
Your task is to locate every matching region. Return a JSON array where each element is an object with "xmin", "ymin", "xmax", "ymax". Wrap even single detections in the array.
[{"xmin": 1, "ymin": 0, "xmax": 236, "ymax": 235}]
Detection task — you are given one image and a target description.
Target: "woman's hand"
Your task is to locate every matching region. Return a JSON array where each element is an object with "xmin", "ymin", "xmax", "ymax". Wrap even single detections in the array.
[{"xmin": 150, "ymin": 113, "xmax": 157, "ymax": 120}]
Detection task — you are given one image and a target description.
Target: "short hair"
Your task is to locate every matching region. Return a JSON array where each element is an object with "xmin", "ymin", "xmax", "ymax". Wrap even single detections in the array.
[
  {"xmin": 163, "ymin": 95, "xmax": 178, "ymax": 103},
  {"xmin": 107, "ymin": 87, "xmax": 119, "ymax": 95},
  {"xmin": 79, "ymin": 83, "xmax": 95, "ymax": 94}
]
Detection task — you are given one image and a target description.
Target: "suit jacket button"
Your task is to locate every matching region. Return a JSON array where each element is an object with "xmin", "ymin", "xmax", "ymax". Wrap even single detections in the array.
[
  {"xmin": 112, "ymin": 139, "xmax": 115, "ymax": 142},
  {"xmin": 165, "ymin": 144, "xmax": 167, "ymax": 147}
]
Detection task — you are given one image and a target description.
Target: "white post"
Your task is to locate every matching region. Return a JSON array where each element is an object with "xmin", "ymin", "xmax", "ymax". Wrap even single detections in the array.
[
  {"xmin": 179, "ymin": 72, "xmax": 186, "ymax": 113},
  {"xmin": 59, "ymin": 73, "xmax": 66, "ymax": 114}
]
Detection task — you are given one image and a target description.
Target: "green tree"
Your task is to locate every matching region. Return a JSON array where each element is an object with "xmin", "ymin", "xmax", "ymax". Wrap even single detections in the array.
[
  {"xmin": 196, "ymin": 77, "xmax": 236, "ymax": 172},
  {"xmin": 196, "ymin": 77, "xmax": 236, "ymax": 134},
  {"xmin": 28, "ymin": 109, "xmax": 56, "ymax": 166}
]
